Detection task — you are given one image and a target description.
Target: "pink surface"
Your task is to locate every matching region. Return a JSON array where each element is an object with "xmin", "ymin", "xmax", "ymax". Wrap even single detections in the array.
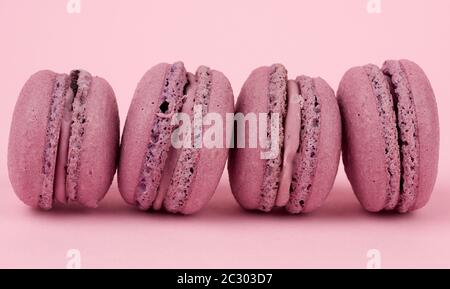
[{"xmin": 1, "ymin": 0, "xmax": 450, "ymax": 268}]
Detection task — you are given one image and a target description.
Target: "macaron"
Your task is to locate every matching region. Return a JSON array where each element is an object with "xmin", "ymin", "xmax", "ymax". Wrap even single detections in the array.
[
  {"xmin": 228, "ymin": 64, "xmax": 341, "ymax": 213},
  {"xmin": 337, "ymin": 59, "xmax": 439, "ymax": 213},
  {"xmin": 8, "ymin": 69, "xmax": 120, "ymax": 209},
  {"xmin": 118, "ymin": 62, "xmax": 234, "ymax": 214}
]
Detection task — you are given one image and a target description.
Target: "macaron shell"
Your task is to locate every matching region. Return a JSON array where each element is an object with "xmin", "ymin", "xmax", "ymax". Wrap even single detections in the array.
[
  {"xmin": 76, "ymin": 76, "xmax": 120, "ymax": 208},
  {"xmin": 228, "ymin": 66, "xmax": 270, "ymax": 210},
  {"xmin": 397, "ymin": 59, "xmax": 439, "ymax": 210},
  {"xmin": 337, "ymin": 67, "xmax": 391, "ymax": 212},
  {"xmin": 363, "ymin": 64, "xmax": 401, "ymax": 210},
  {"xmin": 118, "ymin": 63, "xmax": 170, "ymax": 205},
  {"xmin": 155, "ymin": 75, "xmax": 197, "ymax": 211},
  {"xmin": 54, "ymin": 75, "xmax": 74, "ymax": 205},
  {"xmin": 8, "ymin": 70, "xmax": 56, "ymax": 208},
  {"xmin": 302, "ymin": 77, "xmax": 341, "ymax": 213},
  {"xmin": 152, "ymin": 72, "xmax": 197, "ymax": 211},
  {"xmin": 180, "ymin": 69, "xmax": 234, "ymax": 214}
]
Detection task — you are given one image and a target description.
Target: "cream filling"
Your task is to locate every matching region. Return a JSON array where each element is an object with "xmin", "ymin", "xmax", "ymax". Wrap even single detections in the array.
[
  {"xmin": 54, "ymin": 83, "xmax": 75, "ymax": 204},
  {"xmin": 276, "ymin": 80, "xmax": 302, "ymax": 207},
  {"xmin": 54, "ymin": 70, "xmax": 91, "ymax": 204}
]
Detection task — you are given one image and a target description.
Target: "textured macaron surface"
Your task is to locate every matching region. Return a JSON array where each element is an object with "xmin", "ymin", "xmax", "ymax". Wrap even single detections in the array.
[
  {"xmin": 338, "ymin": 59, "xmax": 439, "ymax": 212},
  {"xmin": 9, "ymin": 70, "xmax": 60, "ymax": 208},
  {"xmin": 134, "ymin": 62, "xmax": 187, "ymax": 210},
  {"xmin": 285, "ymin": 76, "xmax": 340, "ymax": 213},
  {"xmin": 8, "ymin": 69, "xmax": 119, "ymax": 209},
  {"xmin": 164, "ymin": 66, "xmax": 212, "ymax": 213},
  {"xmin": 179, "ymin": 68, "xmax": 234, "ymax": 214},
  {"xmin": 299, "ymin": 77, "xmax": 341, "ymax": 213},
  {"xmin": 74, "ymin": 75, "xmax": 120, "ymax": 208},
  {"xmin": 382, "ymin": 60, "xmax": 420, "ymax": 212},
  {"xmin": 364, "ymin": 64, "xmax": 401, "ymax": 210},
  {"xmin": 65, "ymin": 70, "xmax": 93, "ymax": 203}
]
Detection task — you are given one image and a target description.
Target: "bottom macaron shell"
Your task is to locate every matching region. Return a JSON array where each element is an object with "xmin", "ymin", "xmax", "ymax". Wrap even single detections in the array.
[
  {"xmin": 299, "ymin": 77, "xmax": 341, "ymax": 213},
  {"xmin": 8, "ymin": 70, "xmax": 56, "ymax": 207},
  {"xmin": 175, "ymin": 70, "xmax": 234, "ymax": 214},
  {"xmin": 75, "ymin": 76, "xmax": 120, "ymax": 208},
  {"xmin": 364, "ymin": 64, "xmax": 401, "ymax": 210},
  {"xmin": 387, "ymin": 60, "xmax": 439, "ymax": 211}
]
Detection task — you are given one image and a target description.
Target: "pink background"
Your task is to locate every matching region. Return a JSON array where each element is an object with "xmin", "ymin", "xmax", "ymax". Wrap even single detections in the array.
[{"xmin": 1, "ymin": 0, "xmax": 449, "ymax": 268}]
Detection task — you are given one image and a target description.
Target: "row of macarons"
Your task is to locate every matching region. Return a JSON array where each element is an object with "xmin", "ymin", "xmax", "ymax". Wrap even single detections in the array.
[{"xmin": 8, "ymin": 59, "xmax": 439, "ymax": 214}]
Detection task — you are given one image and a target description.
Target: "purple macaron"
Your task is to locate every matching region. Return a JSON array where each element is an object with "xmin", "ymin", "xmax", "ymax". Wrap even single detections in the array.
[
  {"xmin": 337, "ymin": 59, "xmax": 439, "ymax": 213},
  {"xmin": 8, "ymin": 70, "xmax": 120, "ymax": 209},
  {"xmin": 118, "ymin": 62, "xmax": 234, "ymax": 214},
  {"xmin": 228, "ymin": 64, "xmax": 341, "ymax": 213}
]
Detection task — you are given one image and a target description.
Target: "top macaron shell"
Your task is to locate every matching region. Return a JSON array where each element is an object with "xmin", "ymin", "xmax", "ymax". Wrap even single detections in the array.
[
  {"xmin": 337, "ymin": 59, "xmax": 439, "ymax": 212},
  {"xmin": 8, "ymin": 70, "xmax": 120, "ymax": 209},
  {"xmin": 297, "ymin": 76, "xmax": 341, "ymax": 213},
  {"xmin": 228, "ymin": 65, "xmax": 341, "ymax": 213},
  {"xmin": 75, "ymin": 75, "xmax": 120, "ymax": 207},
  {"xmin": 394, "ymin": 60, "xmax": 439, "ymax": 210},
  {"xmin": 118, "ymin": 63, "xmax": 234, "ymax": 214}
]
